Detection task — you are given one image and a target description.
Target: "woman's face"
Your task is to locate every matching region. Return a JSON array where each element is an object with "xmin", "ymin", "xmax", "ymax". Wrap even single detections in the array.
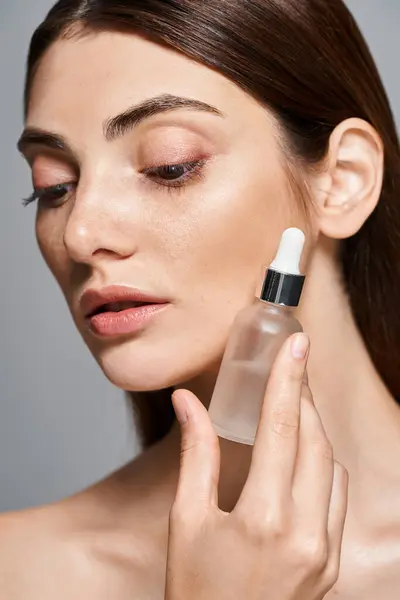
[{"xmin": 22, "ymin": 30, "xmax": 306, "ymax": 391}]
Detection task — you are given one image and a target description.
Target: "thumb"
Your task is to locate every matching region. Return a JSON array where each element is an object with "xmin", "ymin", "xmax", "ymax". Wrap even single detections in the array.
[{"xmin": 171, "ymin": 389, "xmax": 221, "ymax": 511}]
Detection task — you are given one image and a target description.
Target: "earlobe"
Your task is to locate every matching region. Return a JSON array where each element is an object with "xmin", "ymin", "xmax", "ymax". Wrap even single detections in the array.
[{"xmin": 312, "ymin": 118, "xmax": 384, "ymax": 240}]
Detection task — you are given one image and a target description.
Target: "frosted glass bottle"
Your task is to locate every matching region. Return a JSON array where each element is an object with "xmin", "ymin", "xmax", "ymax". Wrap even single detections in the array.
[
  {"xmin": 208, "ymin": 228, "xmax": 306, "ymax": 445},
  {"xmin": 208, "ymin": 301, "xmax": 302, "ymax": 445}
]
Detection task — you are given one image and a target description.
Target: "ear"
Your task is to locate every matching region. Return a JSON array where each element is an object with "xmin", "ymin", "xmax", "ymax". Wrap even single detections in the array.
[{"xmin": 310, "ymin": 118, "xmax": 384, "ymax": 239}]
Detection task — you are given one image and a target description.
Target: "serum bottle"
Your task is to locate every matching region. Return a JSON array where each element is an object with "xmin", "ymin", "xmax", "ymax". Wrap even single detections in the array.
[{"xmin": 208, "ymin": 228, "xmax": 306, "ymax": 445}]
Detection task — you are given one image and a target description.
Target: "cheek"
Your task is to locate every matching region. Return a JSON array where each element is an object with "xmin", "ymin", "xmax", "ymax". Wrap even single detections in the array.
[
  {"xmin": 143, "ymin": 162, "xmax": 297, "ymax": 375},
  {"xmin": 36, "ymin": 212, "xmax": 70, "ymax": 290},
  {"xmin": 163, "ymin": 160, "xmax": 294, "ymax": 303}
]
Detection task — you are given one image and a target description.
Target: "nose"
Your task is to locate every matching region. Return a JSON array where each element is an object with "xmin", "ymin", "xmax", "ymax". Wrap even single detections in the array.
[{"xmin": 63, "ymin": 185, "xmax": 137, "ymax": 265}]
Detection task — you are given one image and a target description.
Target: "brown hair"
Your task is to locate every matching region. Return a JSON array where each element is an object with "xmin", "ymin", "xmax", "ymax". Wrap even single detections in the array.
[{"xmin": 23, "ymin": 0, "xmax": 400, "ymax": 448}]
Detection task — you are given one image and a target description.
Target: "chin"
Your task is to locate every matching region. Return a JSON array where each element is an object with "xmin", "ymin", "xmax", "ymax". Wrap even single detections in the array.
[{"xmin": 87, "ymin": 335, "xmax": 210, "ymax": 393}]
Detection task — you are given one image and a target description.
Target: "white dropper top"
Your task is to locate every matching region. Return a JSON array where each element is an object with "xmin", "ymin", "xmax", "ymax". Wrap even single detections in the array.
[{"xmin": 269, "ymin": 228, "xmax": 305, "ymax": 275}]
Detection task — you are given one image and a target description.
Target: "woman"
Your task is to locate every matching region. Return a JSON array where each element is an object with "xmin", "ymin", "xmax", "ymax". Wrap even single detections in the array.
[{"xmin": 1, "ymin": 0, "xmax": 399, "ymax": 598}]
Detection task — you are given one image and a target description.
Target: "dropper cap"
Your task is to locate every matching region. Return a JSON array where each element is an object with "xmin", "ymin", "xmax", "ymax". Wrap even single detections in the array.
[{"xmin": 260, "ymin": 228, "xmax": 306, "ymax": 307}]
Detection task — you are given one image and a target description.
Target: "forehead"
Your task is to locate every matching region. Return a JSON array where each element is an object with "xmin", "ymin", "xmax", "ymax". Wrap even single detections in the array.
[{"xmin": 27, "ymin": 30, "xmax": 258, "ymax": 129}]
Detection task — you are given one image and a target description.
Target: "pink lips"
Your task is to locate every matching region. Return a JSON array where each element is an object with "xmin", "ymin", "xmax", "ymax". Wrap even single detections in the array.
[{"xmin": 80, "ymin": 285, "xmax": 170, "ymax": 338}]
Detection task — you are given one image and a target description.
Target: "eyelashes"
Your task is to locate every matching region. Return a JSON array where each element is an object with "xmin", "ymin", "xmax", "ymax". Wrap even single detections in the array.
[
  {"xmin": 22, "ymin": 159, "xmax": 208, "ymax": 208},
  {"xmin": 22, "ymin": 182, "xmax": 75, "ymax": 208},
  {"xmin": 142, "ymin": 159, "xmax": 206, "ymax": 187}
]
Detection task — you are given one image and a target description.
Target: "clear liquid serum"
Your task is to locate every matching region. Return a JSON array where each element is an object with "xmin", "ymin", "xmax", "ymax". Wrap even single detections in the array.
[{"xmin": 208, "ymin": 228, "xmax": 306, "ymax": 445}]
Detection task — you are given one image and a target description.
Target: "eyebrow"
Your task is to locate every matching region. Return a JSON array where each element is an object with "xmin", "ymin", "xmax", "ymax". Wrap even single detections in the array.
[{"xmin": 17, "ymin": 93, "xmax": 225, "ymax": 156}]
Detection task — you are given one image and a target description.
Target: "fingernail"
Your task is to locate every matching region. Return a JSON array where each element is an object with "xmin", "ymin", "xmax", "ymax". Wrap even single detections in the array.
[
  {"xmin": 291, "ymin": 333, "xmax": 310, "ymax": 360},
  {"xmin": 172, "ymin": 392, "xmax": 189, "ymax": 425}
]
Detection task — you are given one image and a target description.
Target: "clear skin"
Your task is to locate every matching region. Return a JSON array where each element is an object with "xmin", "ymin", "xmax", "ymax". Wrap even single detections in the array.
[{"xmin": 2, "ymin": 30, "xmax": 400, "ymax": 599}]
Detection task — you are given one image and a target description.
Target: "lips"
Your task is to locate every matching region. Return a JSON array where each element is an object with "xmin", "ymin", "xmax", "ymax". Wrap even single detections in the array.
[
  {"xmin": 80, "ymin": 285, "xmax": 170, "ymax": 320},
  {"xmin": 87, "ymin": 300, "xmax": 152, "ymax": 318}
]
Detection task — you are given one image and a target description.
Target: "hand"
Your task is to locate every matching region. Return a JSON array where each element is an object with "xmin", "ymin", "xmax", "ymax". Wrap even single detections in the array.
[{"xmin": 165, "ymin": 333, "xmax": 348, "ymax": 600}]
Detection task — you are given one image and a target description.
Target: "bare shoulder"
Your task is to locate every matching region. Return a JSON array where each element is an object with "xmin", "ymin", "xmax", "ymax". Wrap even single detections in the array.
[
  {"xmin": 0, "ymin": 504, "xmax": 83, "ymax": 598},
  {"xmin": 0, "ymin": 507, "xmax": 46, "ymax": 597},
  {"xmin": 0, "ymin": 504, "xmax": 55, "ymax": 560},
  {"xmin": 0, "ymin": 451, "xmax": 172, "ymax": 599},
  {"xmin": 0, "ymin": 500, "xmax": 136, "ymax": 600},
  {"xmin": 0, "ymin": 478, "xmax": 166, "ymax": 599}
]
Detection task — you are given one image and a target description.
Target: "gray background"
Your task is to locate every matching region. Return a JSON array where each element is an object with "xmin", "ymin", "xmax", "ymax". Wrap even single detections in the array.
[{"xmin": 0, "ymin": 0, "xmax": 399, "ymax": 512}]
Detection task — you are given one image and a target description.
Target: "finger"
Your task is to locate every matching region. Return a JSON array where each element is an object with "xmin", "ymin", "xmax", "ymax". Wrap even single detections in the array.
[
  {"xmin": 171, "ymin": 389, "xmax": 221, "ymax": 514},
  {"xmin": 237, "ymin": 333, "xmax": 309, "ymax": 510},
  {"xmin": 327, "ymin": 461, "xmax": 349, "ymax": 560},
  {"xmin": 292, "ymin": 388, "xmax": 334, "ymax": 533}
]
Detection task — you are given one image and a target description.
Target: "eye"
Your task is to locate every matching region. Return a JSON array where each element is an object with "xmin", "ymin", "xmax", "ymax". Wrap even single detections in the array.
[
  {"xmin": 142, "ymin": 159, "xmax": 206, "ymax": 188},
  {"xmin": 22, "ymin": 182, "xmax": 75, "ymax": 208}
]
